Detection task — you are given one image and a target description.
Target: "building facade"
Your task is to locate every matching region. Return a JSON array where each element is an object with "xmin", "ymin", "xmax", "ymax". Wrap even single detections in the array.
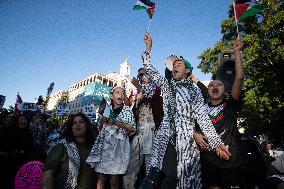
[
  {"xmin": 47, "ymin": 58, "xmax": 135, "ymax": 114},
  {"xmin": 107, "ymin": 58, "xmax": 136, "ymax": 96},
  {"xmin": 68, "ymin": 73, "xmax": 116, "ymax": 113},
  {"xmin": 46, "ymin": 90, "xmax": 64, "ymax": 111}
]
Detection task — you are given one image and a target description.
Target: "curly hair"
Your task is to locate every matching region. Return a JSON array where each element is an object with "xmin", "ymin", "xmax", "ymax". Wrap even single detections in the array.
[{"xmin": 62, "ymin": 112, "xmax": 94, "ymax": 146}]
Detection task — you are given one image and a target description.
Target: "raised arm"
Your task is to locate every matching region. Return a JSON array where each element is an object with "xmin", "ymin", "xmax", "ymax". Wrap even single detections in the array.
[
  {"xmin": 142, "ymin": 33, "xmax": 167, "ymax": 87},
  {"xmin": 189, "ymin": 74, "xmax": 208, "ymax": 101},
  {"xmin": 231, "ymin": 36, "xmax": 244, "ymax": 101}
]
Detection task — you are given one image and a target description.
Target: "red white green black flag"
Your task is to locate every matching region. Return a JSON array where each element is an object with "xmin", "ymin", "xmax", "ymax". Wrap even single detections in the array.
[
  {"xmin": 234, "ymin": 0, "xmax": 263, "ymax": 21},
  {"xmin": 15, "ymin": 93, "xmax": 23, "ymax": 115},
  {"xmin": 133, "ymin": 0, "xmax": 156, "ymax": 19}
]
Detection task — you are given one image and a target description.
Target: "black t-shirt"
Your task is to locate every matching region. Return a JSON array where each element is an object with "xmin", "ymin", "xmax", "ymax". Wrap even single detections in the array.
[
  {"xmin": 196, "ymin": 81, "xmax": 244, "ymax": 168},
  {"xmin": 202, "ymin": 95, "xmax": 243, "ymax": 168},
  {"xmin": 208, "ymin": 95, "xmax": 239, "ymax": 147}
]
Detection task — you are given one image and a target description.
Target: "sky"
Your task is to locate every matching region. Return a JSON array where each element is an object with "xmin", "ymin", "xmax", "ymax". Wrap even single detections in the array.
[{"xmin": 0, "ymin": 0, "xmax": 233, "ymax": 108}]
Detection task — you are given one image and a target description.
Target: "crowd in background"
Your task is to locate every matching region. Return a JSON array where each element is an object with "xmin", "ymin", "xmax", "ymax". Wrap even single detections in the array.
[{"xmin": 0, "ymin": 34, "xmax": 284, "ymax": 189}]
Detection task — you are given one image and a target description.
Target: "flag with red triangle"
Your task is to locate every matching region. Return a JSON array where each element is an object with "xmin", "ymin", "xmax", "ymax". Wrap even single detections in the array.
[
  {"xmin": 15, "ymin": 93, "xmax": 23, "ymax": 115},
  {"xmin": 234, "ymin": 0, "xmax": 263, "ymax": 21},
  {"xmin": 133, "ymin": 0, "xmax": 156, "ymax": 19}
]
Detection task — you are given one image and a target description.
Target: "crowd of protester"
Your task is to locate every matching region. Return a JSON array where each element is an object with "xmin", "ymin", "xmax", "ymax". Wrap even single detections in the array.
[{"xmin": 0, "ymin": 33, "xmax": 283, "ymax": 189}]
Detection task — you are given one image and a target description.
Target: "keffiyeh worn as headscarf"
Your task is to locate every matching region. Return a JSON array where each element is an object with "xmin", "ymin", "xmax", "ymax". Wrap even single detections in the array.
[{"xmin": 110, "ymin": 86, "xmax": 125, "ymax": 94}]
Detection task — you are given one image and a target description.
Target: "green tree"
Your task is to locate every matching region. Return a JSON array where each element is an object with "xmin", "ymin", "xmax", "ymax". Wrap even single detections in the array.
[
  {"xmin": 57, "ymin": 91, "xmax": 69, "ymax": 104},
  {"xmin": 45, "ymin": 82, "xmax": 55, "ymax": 110},
  {"xmin": 198, "ymin": 0, "xmax": 284, "ymax": 137},
  {"xmin": 47, "ymin": 82, "xmax": 55, "ymax": 97}
]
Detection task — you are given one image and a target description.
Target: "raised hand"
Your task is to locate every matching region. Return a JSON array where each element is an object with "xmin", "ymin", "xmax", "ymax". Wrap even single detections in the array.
[
  {"xmin": 233, "ymin": 36, "xmax": 244, "ymax": 52},
  {"xmin": 188, "ymin": 73, "xmax": 199, "ymax": 84},
  {"xmin": 131, "ymin": 77, "xmax": 141, "ymax": 90},
  {"xmin": 144, "ymin": 32, "xmax": 152, "ymax": 51}
]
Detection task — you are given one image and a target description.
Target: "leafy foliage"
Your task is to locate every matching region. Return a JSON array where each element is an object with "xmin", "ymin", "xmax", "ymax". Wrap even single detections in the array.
[
  {"xmin": 44, "ymin": 82, "xmax": 55, "ymax": 111},
  {"xmin": 46, "ymin": 82, "xmax": 55, "ymax": 97},
  {"xmin": 57, "ymin": 91, "xmax": 69, "ymax": 104},
  {"xmin": 51, "ymin": 91, "xmax": 69, "ymax": 126}
]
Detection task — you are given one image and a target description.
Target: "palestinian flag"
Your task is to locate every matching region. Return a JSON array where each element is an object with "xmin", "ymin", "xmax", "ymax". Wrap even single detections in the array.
[
  {"xmin": 133, "ymin": 0, "xmax": 156, "ymax": 19},
  {"xmin": 235, "ymin": 0, "xmax": 263, "ymax": 21},
  {"xmin": 15, "ymin": 93, "xmax": 23, "ymax": 115}
]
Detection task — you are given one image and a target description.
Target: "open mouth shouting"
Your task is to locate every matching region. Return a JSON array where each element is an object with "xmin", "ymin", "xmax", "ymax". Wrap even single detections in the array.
[
  {"xmin": 212, "ymin": 88, "xmax": 219, "ymax": 95},
  {"xmin": 173, "ymin": 70, "xmax": 182, "ymax": 79}
]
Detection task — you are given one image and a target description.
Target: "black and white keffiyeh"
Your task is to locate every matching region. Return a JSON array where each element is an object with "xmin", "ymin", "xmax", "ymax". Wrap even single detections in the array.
[
  {"xmin": 142, "ymin": 50, "xmax": 223, "ymax": 189},
  {"xmin": 60, "ymin": 139, "xmax": 81, "ymax": 189},
  {"xmin": 141, "ymin": 83, "xmax": 155, "ymax": 98}
]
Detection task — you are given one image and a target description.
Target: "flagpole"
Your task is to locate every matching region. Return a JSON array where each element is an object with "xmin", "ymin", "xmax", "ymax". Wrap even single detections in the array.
[
  {"xmin": 146, "ymin": 18, "xmax": 152, "ymax": 33},
  {"xmin": 233, "ymin": 1, "xmax": 240, "ymax": 37}
]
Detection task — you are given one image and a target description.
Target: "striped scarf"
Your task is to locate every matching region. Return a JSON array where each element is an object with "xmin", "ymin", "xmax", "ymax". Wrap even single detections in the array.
[{"xmin": 60, "ymin": 139, "xmax": 81, "ymax": 189}]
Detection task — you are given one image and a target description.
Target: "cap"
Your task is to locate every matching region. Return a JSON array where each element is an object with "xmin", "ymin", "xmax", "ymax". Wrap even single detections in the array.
[{"xmin": 165, "ymin": 55, "xmax": 193, "ymax": 73}]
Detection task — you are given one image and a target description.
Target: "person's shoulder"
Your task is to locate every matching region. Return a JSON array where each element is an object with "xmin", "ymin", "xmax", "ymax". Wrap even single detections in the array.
[
  {"xmin": 52, "ymin": 142, "xmax": 65, "ymax": 151},
  {"xmin": 120, "ymin": 106, "xmax": 135, "ymax": 120},
  {"xmin": 1, "ymin": 125, "xmax": 14, "ymax": 133},
  {"xmin": 122, "ymin": 105, "xmax": 133, "ymax": 113},
  {"xmin": 46, "ymin": 143, "xmax": 63, "ymax": 157}
]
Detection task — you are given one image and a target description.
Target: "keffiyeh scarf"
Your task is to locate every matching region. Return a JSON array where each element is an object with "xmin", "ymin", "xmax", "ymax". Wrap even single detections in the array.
[{"xmin": 61, "ymin": 139, "xmax": 81, "ymax": 189}]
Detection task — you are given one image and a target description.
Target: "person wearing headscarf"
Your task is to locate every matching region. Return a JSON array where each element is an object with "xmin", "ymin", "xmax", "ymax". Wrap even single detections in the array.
[
  {"xmin": 87, "ymin": 86, "xmax": 136, "ymax": 189},
  {"xmin": 42, "ymin": 113, "xmax": 96, "ymax": 189}
]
